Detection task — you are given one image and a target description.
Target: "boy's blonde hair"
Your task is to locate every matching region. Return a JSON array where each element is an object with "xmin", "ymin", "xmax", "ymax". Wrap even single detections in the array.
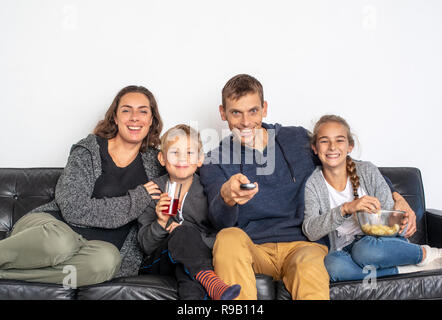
[{"xmin": 160, "ymin": 124, "xmax": 203, "ymax": 155}]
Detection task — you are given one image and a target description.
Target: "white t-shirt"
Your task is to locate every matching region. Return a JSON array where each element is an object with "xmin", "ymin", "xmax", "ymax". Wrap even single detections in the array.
[{"xmin": 322, "ymin": 172, "xmax": 365, "ymax": 250}]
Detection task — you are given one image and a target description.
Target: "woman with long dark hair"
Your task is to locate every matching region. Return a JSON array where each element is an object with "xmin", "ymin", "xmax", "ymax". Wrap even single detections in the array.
[{"xmin": 0, "ymin": 85, "xmax": 165, "ymax": 286}]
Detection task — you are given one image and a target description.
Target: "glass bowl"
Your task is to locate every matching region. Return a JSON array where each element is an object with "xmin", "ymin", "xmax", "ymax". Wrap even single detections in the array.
[{"xmin": 357, "ymin": 210, "xmax": 405, "ymax": 237}]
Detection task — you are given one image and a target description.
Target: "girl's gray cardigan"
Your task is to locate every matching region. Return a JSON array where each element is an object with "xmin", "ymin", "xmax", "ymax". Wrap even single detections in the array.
[
  {"xmin": 28, "ymin": 134, "xmax": 165, "ymax": 277},
  {"xmin": 302, "ymin": 160, "xmax": 394, "ymax": 252}
]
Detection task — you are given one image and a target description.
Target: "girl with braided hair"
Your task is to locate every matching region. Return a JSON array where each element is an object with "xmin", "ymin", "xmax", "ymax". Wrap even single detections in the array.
[{"xmin": 302, "ymin": 115, "xmax": 442, "ymax": 282}]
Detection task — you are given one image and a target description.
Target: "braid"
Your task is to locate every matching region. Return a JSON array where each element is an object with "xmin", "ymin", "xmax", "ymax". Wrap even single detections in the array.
[{"xmin": 346, "ymin": 156, "xmax": 359, "ymax": 199}]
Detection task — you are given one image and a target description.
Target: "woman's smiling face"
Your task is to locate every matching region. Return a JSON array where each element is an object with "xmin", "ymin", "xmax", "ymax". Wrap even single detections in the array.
[{"xmin": 114, "ymin": 92, "xmax": 153, "ymax": 146}]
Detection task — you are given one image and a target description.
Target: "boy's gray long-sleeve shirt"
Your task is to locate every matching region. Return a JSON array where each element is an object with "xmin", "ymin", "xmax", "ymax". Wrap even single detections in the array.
[
  {"xmin": 137, "ymin": 173, "xmax": 217, "ymax": 257},
  {"xmin": 28, "ymin": 134, "xmax": 165, "ymax": 277},
  {"xmin": 302, "ymin": 160, "xmax": 395, "ymax": 252}
]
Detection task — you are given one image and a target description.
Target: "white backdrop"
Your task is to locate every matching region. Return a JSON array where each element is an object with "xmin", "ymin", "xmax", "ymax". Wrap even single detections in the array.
[{"xmin": 1, "ymin": 0, "xmax": 441, "ymax": 209}]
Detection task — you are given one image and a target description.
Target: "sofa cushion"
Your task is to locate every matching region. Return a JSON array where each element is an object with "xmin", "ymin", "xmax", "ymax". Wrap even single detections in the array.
[
  {"xmin": 0, "ymin": 279, "xmax": 75, "ymax": 300},
  {"xmin": 330, "ymin": 269, "xmax": 442, "ymax": 300},
  {"xmin": 275, "ymin": 268, "xmax": 442, "ymax": 300},
  {"xmin": 79, "ymin": 274, "xmax": 280, "ymax": 300},
  {"xmin": 256, "ymin": 274, "xmax": 276, "ymax": 300},
  {"xmin": 76, "ymin": 275, "xmax": 178, "ymax": 300}
]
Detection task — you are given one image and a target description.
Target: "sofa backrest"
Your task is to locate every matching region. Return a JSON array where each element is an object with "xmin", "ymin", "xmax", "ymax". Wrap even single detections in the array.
[
  {"xmin": 0, "ymin": 167, "xmax": 427, "ymax": 244},
  {"xmin": 0, "ymin": 168, "xmax": 63, "ymax": 239}
]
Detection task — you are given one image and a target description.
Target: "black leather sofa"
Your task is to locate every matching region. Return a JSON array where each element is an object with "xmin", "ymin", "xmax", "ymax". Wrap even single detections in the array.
[{"xmin": 0, "ymin": 167, "xmax": 441, "ymax": 300}]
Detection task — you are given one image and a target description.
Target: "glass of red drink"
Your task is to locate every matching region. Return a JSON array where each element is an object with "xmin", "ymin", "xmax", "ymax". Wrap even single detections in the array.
[{"xmin": 162, "ymin": 181, "xmax": 182, "ymax": 216}]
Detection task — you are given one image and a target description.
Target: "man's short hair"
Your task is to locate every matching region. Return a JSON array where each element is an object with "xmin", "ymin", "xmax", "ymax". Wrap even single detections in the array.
[{"xmin": 221, "ymin": 74, "xmax": 264, "ymax": 109}]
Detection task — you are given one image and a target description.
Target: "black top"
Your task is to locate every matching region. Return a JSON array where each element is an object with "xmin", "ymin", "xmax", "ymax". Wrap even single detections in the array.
[
  {"xmin": 51, "ymin": 136, "xmax": 148, "ymax": 250},
  {"xmin": 92, "ymin": 136, "xmax": 148, "ymax": 199}
]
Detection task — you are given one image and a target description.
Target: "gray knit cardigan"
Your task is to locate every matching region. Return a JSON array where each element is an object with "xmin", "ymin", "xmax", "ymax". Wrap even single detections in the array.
[
  {"xmin": 28, "ymin": 134, "xmax": 165, "ymax": 277},
  {"xmin": 302, "ymin": 160, "xmax": 394, "ymax": 252}
]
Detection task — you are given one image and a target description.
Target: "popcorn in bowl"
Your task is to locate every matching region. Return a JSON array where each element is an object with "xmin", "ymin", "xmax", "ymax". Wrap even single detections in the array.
[{"xmin": 357, "ymin": 210, "xmax": 405, "ymax": 237}]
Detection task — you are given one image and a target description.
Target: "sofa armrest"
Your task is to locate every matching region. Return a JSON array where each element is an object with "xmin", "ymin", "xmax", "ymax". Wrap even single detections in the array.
[{"xmin": 426, "ymin": 209, "xmax": 442, "ymax": 247}]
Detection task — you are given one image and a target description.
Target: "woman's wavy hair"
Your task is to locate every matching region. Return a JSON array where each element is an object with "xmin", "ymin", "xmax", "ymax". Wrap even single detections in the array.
[
  {"xmin": 310, "ymin": 114, "xmax": 360, "ymax": 199},
  {"xmin": 93, "ymin": 85, "xmax": 163, "ymax": 152}
]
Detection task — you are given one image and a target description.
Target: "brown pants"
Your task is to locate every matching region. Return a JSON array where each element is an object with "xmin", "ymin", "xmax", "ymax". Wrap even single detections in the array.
[{"xmin": 213, "ymin": 227, "xmax": 330, "ymax": 300}]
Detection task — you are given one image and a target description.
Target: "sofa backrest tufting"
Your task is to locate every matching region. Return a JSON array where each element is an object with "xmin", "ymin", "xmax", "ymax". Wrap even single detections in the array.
[{"xmin": 0, "ymin": 168, "xmax": 63, "ymax": 239}]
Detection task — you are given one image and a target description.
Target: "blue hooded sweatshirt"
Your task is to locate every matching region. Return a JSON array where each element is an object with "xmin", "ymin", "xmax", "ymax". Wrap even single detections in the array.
[{"xmin": 199, "ymin": 123, "xmax": 327, "ymax": 245}]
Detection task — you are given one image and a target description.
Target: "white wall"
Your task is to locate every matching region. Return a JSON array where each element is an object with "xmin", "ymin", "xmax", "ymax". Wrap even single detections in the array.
[{"xmin": 1, "ymin": 0, "xmax": 441, "ymax": 209}]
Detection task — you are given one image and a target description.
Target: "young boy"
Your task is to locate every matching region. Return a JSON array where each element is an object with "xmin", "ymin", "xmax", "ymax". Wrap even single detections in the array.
[{"xmin": 137, "ymin": 124, "xmax": 241, "ymax": 300}]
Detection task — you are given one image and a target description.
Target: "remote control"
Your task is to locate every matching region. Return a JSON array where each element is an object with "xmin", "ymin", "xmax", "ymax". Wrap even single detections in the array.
[{"xmin": 240, "ymin": 183, "xmax": 256, "ymax": 190}]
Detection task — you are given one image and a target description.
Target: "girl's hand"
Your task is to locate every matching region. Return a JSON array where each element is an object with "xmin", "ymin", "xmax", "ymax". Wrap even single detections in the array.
[
  {"xmin": 155, "ymin": 193, "xmax": 171, "ymax": 229},
  {"xmin": 341, "ymin": 195, "xmax": 381, "ymax": 216},
  {"xmin": 144, "ymin": 181, "xmax": 161, "ymax": 200}
]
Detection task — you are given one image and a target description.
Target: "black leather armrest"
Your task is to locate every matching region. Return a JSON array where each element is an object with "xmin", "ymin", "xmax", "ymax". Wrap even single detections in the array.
[{"xmin": 426, "ymin": 209, "xmax": 442, "ymax": 247}]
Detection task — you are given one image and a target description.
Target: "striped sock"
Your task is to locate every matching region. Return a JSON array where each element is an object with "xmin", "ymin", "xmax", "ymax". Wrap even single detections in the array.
[{"xmin": 195, "ymin": 270, "xmax": 241, "ymax": 300}]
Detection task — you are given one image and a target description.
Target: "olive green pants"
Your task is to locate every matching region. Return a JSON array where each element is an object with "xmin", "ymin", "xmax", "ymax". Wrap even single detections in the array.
[{"xmin": 0, "ymin": 212, "xmax": 121, "ymax": 287}]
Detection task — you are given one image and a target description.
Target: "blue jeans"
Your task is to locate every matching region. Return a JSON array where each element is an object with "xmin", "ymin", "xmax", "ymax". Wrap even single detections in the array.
[{"xmin": 325, "ymin": 235, "xmax": 423, "ymax": 282}]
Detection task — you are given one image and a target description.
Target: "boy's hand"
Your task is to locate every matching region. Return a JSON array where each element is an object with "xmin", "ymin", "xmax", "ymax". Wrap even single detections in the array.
[
  {"xmin": 341, "ymin": 195, "xmax": 381, "ymax": 216},
  {"xmin": 144, "ymin": 181, "xmax": 161, "ymax": 200},
  {"xmin": 220, "ymin": 173, "xmax": 259, "ymax": 206},
  {"xmin": 166, "ymin": 221, "xmax": 181, "ymax": 233},
  {"xmin": 155, "ymin": 193, "xmax": 171, "ymax": 229}
]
